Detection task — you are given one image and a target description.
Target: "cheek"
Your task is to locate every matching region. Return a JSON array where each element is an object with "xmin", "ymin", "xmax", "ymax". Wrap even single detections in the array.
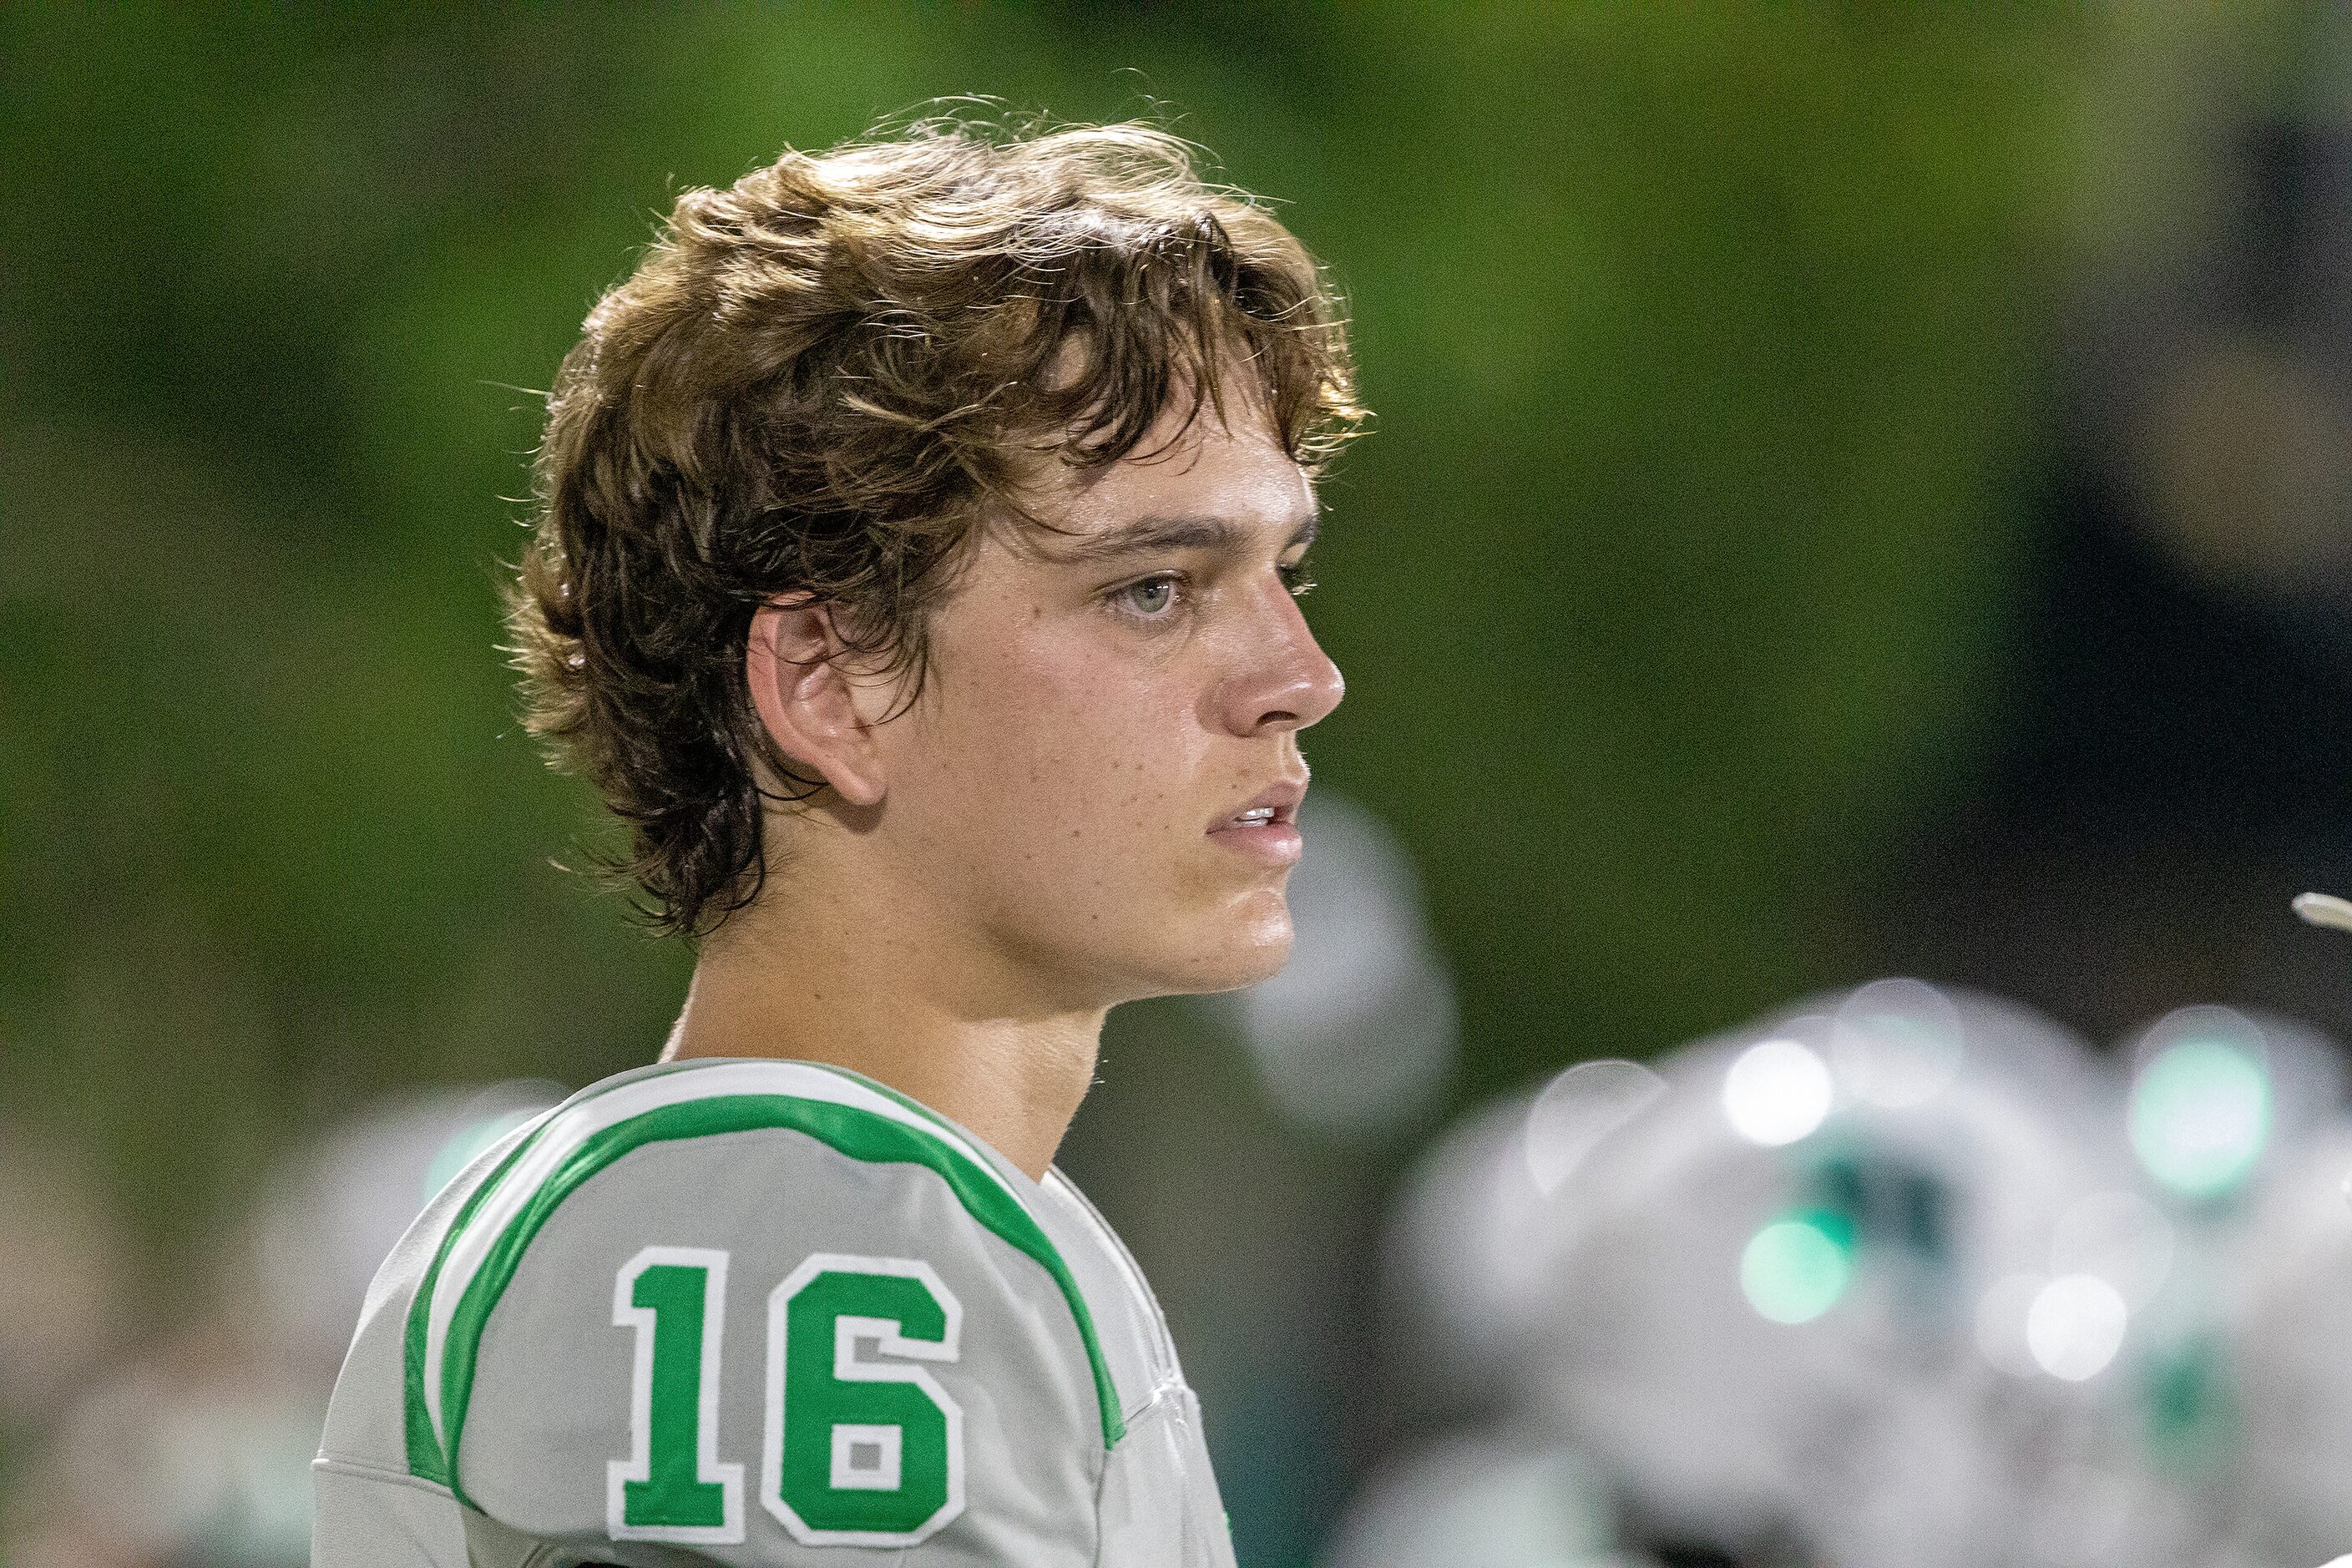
[{"xmin": 899, "ymin": 632, "xmax": 1211, "ymax": 880}]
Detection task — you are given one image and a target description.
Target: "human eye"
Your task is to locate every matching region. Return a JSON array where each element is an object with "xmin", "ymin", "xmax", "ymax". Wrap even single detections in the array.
[
  {"xmin": 1279, "ymin": 554, "xmax": 1318, "ymax": 598},
  {"xmin": 1107, "ymin": 572, "xmax": 1186, "ymax": 621}
]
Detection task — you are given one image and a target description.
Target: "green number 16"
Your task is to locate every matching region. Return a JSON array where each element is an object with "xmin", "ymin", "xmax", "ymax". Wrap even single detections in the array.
[{"xmin": 607, "ymin": 1247, "xmax": 964, "ymax": 1549}]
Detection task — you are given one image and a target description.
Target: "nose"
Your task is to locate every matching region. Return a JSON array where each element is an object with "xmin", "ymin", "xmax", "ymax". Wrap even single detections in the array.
[{"xmin": 1210, "ymin": 579, "xmax": 1345, "ymax": 737}]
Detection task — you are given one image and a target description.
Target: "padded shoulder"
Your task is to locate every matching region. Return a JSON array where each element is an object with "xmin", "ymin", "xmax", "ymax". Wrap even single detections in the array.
[{"xmin": 397, "ymin": 1060, "xmax": 1115, "ymax": 1563}]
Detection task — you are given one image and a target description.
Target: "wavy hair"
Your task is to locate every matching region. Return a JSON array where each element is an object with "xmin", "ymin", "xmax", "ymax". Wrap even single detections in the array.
[{"xmin": 507, "ymin": 116, "xmax": 1363, "ymax": 937}]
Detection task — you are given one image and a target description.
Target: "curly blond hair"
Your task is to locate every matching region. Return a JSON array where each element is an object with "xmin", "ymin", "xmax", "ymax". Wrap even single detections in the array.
[{"xmin": 507, "ymin": 118, "xmax": 1363, "ymax": 937}]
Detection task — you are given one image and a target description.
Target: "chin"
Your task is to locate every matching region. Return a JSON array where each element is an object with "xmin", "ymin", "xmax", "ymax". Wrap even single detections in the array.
[{"xmin": 1147, "ymin": 901, "xmax": 1295, "ymax": 997}]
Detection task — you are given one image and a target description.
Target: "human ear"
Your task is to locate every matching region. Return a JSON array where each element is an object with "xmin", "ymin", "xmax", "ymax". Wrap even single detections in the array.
[{"xmin": 743, "ymin": 597, "xmax": 889, "ymax": 808}]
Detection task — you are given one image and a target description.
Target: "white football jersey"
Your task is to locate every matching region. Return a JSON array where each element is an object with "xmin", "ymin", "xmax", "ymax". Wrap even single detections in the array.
[{"xmin": 312, "ymin": 1058, "xmax": 1235, "ymax": 1568}]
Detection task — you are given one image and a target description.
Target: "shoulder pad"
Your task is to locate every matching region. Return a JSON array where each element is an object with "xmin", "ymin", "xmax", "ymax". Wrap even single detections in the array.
[{"xmin": 401, "ymin": 1060, "xmax": 1115, "ymax": 1560}]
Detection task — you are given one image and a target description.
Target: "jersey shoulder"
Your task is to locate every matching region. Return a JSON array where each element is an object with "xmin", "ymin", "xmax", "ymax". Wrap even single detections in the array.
[{"xmin": 403, "ymin": 1058, "xmax": 1119, "ymax": 1563}]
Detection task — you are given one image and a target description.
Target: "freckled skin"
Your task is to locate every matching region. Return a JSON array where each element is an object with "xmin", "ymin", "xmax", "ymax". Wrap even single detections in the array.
[
  {"xmin": 871, "ymin": 407, "xmax": 1342, "ymax": 1004},
  {"xmin": 669, "ymin": 398, "xmax": 1342, "ymax": 1176}
]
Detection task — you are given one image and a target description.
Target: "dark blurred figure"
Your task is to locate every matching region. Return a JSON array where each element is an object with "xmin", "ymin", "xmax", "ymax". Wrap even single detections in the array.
[{"xmin": 1873, "ymin": 36, "xmax": 2352, "ymax": 1050}]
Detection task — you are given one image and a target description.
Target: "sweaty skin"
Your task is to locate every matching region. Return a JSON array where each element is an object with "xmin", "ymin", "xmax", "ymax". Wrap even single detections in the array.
[{"xmin": 663, "ymin": 401, "xmax": 1344, "ymax": 1178}]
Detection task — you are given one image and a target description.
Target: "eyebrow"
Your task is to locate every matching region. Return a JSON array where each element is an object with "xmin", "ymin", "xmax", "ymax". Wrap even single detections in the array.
[{"xmin": 1049, "ymin": 511, "xmax": 1319, "ymax": 564}]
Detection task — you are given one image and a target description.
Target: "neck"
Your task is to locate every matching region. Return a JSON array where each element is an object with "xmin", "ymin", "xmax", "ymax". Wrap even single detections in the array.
[{"xmin": 660, "ymin": 870, "xmax": 1105, "ymax": 1181}]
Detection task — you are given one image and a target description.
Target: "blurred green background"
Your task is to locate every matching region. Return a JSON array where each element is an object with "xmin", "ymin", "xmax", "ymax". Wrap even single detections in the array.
[{"xmin": 6, "ymin": 8, "xmax": 2346, "ymax": 1565}]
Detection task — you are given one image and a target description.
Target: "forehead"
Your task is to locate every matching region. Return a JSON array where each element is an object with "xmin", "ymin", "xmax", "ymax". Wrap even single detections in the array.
[{"xmin": 1012, "ymin": 402, "xmax": 1315, "ymax": 554}]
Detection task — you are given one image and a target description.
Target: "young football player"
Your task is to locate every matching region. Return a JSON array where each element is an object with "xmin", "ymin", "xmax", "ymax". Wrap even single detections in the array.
[{"xmin": 311, "ymin": 118, "xmax": 1359, "ymax": 1568}]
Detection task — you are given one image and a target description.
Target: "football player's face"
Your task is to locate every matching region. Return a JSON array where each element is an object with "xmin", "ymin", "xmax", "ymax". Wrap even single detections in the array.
[{"xmin": 874, "ymin": 402, "xmax": 1342, "ymax": 1005}]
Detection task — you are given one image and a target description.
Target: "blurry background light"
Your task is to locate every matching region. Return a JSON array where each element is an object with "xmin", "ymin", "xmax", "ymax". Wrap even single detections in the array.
[
  {"xmin": 1231, "ymin": 793, "xmax": 1457, "ymax": 1140},
  {"xmin": 2203, "ymin": 1124, "xmax": 2352, "ymax": 1562},
  {"xmin": 1975, "ymin": 1273, "xmax": 2050, "ymax": 1380},
  {"xmin": 2025, "ymin": 1273, "xmax": 2128, "ymax": 1382},
  {"xmin": 2129, "ymin": 1035, "xmax": 2271, "ymax": 1199},
  {"xmin": 1721, "ymin": 1036, "xmax": 1834, "ymax": 1147},
  {"xmin": 1829, "ymin": 979, "xmax": 1965, "ymax": 1110},
  {"xmin": 1738, "ymin": 1213, "xmax": 1854, "ymax": 1325},
  {"xmin": 2048, "ymin": 1189, "xmax": 2174, "ymax": 1310},
  {"xmin": 2128, "ymin": 332, "xmax": 2352, "ymax": 605},
  {"xmin": 1388, "ymin": 1094, "xmax": 1560, "ymax": 1404},
  {"xmin": 418, "ymin": 1101, "xmax": 550, "ymax": 1204},
  {"xmin": 248, "ymin": 1082, "xmax": 565, "ymax": 1371},
  {"xmin": 1525, "ymin": 1060, "xmax": 1666, "ymax": 1197}
]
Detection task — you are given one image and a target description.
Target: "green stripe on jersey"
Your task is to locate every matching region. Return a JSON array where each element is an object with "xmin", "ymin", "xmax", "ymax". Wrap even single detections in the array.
[
  {"xmin": 402, "ymin": 1080, "xmax": 1125, "ymax": 1500},
  {"xmin": 396, "ymin": 1063, "xmax": 718, "ymax": 1484},
  {"xmin": 402, "ymin": 1113, "xmax": 554, "ymax": 1486}
]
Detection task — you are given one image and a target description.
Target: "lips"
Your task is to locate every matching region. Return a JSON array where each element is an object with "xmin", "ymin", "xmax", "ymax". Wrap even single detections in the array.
[
  {"xmin": 1206, "ymin": 779, "xmax": 1308, "ymax": 867},
  {"xmin": 1211, "ymin": 780, "xmax": 1304, "ymax": 830}
]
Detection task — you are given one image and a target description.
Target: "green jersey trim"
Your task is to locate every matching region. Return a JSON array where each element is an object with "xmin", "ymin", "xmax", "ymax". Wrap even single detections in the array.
[
  {"xmin": 398, "ymin": 1060, "xmax": 715, "ymax": 1484},
  {"xmin": 401, "ymin": 1062, "xmax": 1125, "ymax": 1502}
]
